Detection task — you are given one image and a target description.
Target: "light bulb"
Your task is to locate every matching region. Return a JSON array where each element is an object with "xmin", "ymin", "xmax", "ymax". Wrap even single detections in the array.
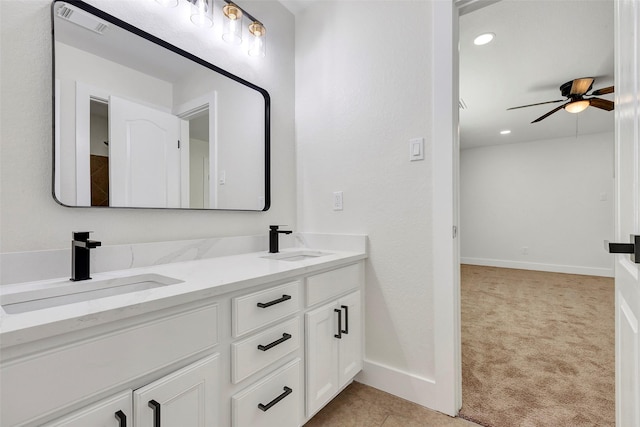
[
  {"xmin": 565, "ymin": 100, "xmax": 590, "ymax": 114},
  {"xmin": 190, "ymin": 0, "xmax": 213, "ymax": 28},
  {"xmin": 248, "ymin": 21, "xmax": 266, "ymax": 57},
  {"xmin": 222, "ymin": 4, "xmax": 243, "ymax": 45}
]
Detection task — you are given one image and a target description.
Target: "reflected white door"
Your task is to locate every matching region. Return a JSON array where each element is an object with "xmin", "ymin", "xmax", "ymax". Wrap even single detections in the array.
[
  {"xmin": 109, "ymin": 96, "xmax": 181, "ymax": 208},
  {"xmin": 613, "ymin": 0, "xmax": 640, "ymax": 425}
]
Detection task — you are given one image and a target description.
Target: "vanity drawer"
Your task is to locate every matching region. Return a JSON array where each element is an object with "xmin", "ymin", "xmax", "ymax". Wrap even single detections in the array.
[
  {"xmin": 232, "ymin": 358, "xmax": 302, "ymax": 427},
  {"xmin": 306, "ymin": 263, "xmax": 362, "ymax": 307},
  {"xmin": 232, "ymin": 317, "xmax": 301, "ymax": 384},
  {"xmin": 233, "ymin": 281, "xmax": 300, "ymax": 337},
  {"xmin": 1, "ymin": 304, "xmax": 218, "ymax": 427}
]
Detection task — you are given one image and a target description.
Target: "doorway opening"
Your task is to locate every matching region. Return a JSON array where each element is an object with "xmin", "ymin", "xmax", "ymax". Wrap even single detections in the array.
[
  {"xmin": 456, "ymin": 1, "xmax": 615, "ymax": 425},
  {"xmin": 89, "ymin": 98, "xmax": 109, "ymax": 206}
]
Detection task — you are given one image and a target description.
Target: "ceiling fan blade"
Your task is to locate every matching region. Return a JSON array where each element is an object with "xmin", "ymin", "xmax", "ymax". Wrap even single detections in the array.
[
  {"xmin": 570, "ymin": 77, "xmax": 594, "ymax": 95},
  {"xmin": 531, "ymin": 103, "xmax": 568, "ymax": 123},
  {"xmin": 591, "ymin": 85, "xmax": 614, "ymax": 96},
  {"xmin": 589, "ymin": 97, "xmax": 615, "ymax": 111},
  {"xmin": 507, "ymin": 99, "xmax": 565, "ymax": 110}
]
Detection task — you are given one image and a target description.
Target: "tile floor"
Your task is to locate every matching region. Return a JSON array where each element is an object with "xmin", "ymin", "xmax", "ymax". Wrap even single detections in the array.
[{"xmin": 304, "ymin": 382, "xmax": 481, "ymax": 427}]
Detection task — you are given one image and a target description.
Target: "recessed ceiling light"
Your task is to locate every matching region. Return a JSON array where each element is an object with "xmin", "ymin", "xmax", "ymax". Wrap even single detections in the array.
[
  {"xmin": 500, "ymin": 130, "xmax": 511, "ymax": 135},
  {"xmin": 474, "ymin": 33, "xmax": 495, "ymax": 46}
]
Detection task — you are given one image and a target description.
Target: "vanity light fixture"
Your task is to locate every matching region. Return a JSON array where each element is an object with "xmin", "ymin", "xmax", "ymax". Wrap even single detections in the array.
[
  {"xmin": 153, "ymin": 0, "xmax": 266, "ymax": 57},
  {"xmin": 500, "ymin": 130, "xmax": 511, "ymax": 135}
]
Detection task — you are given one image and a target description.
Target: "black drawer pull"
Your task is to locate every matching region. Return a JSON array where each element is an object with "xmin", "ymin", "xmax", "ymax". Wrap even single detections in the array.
[
  {"xmin": 258, "ymin": 386, "xmax": 293, "ymax": 412},
  {"xmin": 258, "ymin": 333, "xmax": 292, "ymax": 351},
  {"xmin": 341, "ymin": 305, "xmax": 349, "ymax": 334},
  {"xmin": 114, "ymin": 410, "xmax": 127, "ymax": 427},
  {"xmin": 257, "ymin": 294, "xmax": 291, "ymax": 308},
  {"xmin": 334, "ymin": 308, "xmax": 342, "ymax": 339},
  {"xmin": 148, "ymin": 400, "xmax": 161, "ymax": 427}
]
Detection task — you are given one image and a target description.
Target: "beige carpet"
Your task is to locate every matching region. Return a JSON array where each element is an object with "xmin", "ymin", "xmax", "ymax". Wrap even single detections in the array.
[{"xmin": 459, "ymin": 265, "xmax": 615, "ymax": 427}]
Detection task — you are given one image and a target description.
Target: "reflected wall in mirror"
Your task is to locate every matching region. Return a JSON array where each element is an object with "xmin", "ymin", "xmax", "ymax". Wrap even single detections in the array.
[{"xmin": 52, "ymin": 0, "xmax": 270, "ymax": 211}]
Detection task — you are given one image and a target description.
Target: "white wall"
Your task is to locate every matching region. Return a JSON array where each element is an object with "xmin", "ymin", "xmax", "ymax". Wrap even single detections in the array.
[
  {"xmin": 460, "ymin": 132, "xmax": 615, "ymax": 276},
  {"xmin": 296, "ymin": 0, "xmax": 436, "ymax": 392},
  {"xmin": 0, "ymin": 0, "xmax": 295, "ymax": 253}
]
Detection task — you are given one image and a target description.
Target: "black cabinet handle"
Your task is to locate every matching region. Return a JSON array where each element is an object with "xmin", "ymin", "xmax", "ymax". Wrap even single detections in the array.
[
  {"xmin": 334, "ymin": 308, "xmax": 342, "ymax": 339},
  {"xmin": 257, "ymin": 294, "xmax": 291, "ymax": 308},
  {"xmin": 258, "ymin": 333, "xmax": 292, "ymax": 351},
  {"xmin": 148, "ymin": 400, "xmax": 161, "ymax": 427},
  {"xmin": 114, "ymin": 410, "xmax": 127, "ymax": 427},
  {"xmin": 258, "ymin": 386, "xmax": 293, "ymax": 412},
  {"xmin": 341, "ymin": 305, "xmax": 349, "ymax": 334}
]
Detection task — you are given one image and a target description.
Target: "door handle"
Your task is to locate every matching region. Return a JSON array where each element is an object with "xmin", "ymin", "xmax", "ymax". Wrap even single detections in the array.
[{"xmin": 605, "ymin": 235, "xmax": 640, "ymax": 263}]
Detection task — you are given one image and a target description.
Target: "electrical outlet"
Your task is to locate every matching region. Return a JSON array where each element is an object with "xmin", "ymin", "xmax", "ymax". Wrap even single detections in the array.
[
  {"xmin": 521, "ymin": 246, "xmax": 529, "ymax": 255},
  {"xmin": 333, "ymin": 191, "xmax": 343, "ymax": 211}
]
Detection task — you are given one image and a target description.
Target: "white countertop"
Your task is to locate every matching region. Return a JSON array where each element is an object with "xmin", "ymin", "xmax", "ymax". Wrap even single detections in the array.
[{"xmin": 0, "ymin": 248, "xmax": 366, "ymax": 348}]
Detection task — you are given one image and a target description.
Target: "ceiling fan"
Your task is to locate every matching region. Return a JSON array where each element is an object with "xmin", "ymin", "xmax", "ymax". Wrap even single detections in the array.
[{"xmin": 507, "ymin": 77, "xmax": 614, "ymax": 123}]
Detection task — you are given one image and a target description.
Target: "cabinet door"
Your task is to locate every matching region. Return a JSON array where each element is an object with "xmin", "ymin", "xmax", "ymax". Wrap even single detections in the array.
[
  {"xmin": 338, "ymin": 291, "xmax": 363, "ymax": 386},
  {"xmin": 43, "ymin": 390, "xmax": 132, "ymax": 427},
  {"xmin": 134, "ymin": 354, "xmax": 220, "ymax": 427},
  {"xmin": 305, "ymin": 302, "xmax": 340, "ymax": 417}
]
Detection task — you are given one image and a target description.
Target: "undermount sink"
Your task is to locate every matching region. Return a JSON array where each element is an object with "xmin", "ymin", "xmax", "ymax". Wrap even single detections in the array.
[
  {"xmin": 1, "ymin": 274, "xmax": 183, "ymax": 314},
  {"xmin": 261, "ymin": 250, "xmax": 333, "ymax": 262}
]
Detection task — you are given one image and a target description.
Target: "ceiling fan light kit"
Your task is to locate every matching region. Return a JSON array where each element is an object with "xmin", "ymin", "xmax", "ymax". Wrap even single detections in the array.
[
  {"xmin": 565, "ymin": 99, "xmax": 590, "ymax": 114},
  {"xmin": 507, "ymin": 77, "xmax": 615, "ymax": 123}
]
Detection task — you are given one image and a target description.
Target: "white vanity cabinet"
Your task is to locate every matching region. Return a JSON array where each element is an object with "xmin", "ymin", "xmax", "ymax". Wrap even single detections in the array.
[
  {"xmin": 45, "ymin": 354, "xmax": 220, "ymax": 427},
  {"xmin": 305, "ymin": 291, "xmax": 362, "ymax": 417},
  {"xmin": 2, "ymin": 303, "xmax": 220, "ymax": 427},
  {"xmin": 1, "ymin": 255, "xmax": 365, "ymax": 427},
  {"xmin": 304, "ymin": 264, "xmax": 364, "ymax": 418}
]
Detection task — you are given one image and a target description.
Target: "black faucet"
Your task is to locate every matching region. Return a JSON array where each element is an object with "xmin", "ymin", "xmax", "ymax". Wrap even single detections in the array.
[
  {"xmin": 71, "ymin": 231, "xmax": 102, "ymax": 281},
  {"xmin": 269, "ymin": 225, "xmax": 292, "ymax": 253}
]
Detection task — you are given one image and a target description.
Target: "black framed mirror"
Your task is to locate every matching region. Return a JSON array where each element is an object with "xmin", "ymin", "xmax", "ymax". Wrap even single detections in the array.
[{"xmin": 52, "ymin": 0, "xmax": 270, "ymax": 211}]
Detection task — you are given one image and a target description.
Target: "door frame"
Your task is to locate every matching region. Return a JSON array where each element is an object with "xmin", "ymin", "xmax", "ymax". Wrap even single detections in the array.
[
  {"xmin": 174, "ymin": 91, "xmax": 218, "ymax": 209},
  {"xmin": 431, "ymin": 0, "xmax": 461, "ymax": 416},
  {"xmin": 434, "ymin": 0, "xmax": 629, "ymax": 418}
]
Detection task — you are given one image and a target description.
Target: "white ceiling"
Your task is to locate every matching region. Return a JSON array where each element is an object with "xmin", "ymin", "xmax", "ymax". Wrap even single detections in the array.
[
  {"xmin": 459, "ymin": 0, "xmax": 615, "ymax": 149},
  {"xmin": 281, "ymin": 0, "xmax": 614, "ymax": 150}
]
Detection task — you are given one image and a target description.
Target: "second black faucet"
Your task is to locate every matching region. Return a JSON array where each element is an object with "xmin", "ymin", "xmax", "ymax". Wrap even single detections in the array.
[{"xmin": 269, "ymin": 225, "xmax": 292, "ymax": 253}]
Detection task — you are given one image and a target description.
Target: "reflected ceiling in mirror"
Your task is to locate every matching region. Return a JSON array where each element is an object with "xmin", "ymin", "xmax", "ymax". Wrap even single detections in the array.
[{"xmin": 52, "ymin": 0, "xmax": 270, "ymax": 211}]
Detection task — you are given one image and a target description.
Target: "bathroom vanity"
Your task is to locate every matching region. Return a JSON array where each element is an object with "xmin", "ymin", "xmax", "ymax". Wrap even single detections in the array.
[{"xmin": 0, "ymin": 244, "xmax": 366, "ymax": 426}]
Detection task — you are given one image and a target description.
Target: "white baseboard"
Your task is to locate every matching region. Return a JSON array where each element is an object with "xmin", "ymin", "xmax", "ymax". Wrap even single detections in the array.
[
  {"xmin": 460, "ymin": 257, "xmax": 614, "ymax": 278},
  {"xmin": 355, "ymin": 360, "xmax": 439, "ymax": 410}
]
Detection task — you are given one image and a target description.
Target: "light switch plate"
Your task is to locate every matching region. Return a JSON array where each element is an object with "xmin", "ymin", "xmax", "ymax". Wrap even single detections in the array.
[
  {"xmin": 409, "ymin": 138, "xmax": 424, "ymax": 161},
  {"xmin": 333, "ymin": 191, "xmax": 343, "ymax": 211}
]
